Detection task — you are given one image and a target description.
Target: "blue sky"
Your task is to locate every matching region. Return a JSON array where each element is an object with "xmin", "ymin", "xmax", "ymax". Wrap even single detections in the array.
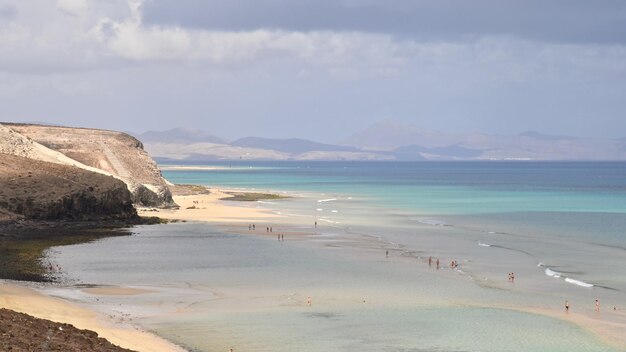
[{"xmin": 0, "ymin": 0, "xmax": 625, "ymax": 142}]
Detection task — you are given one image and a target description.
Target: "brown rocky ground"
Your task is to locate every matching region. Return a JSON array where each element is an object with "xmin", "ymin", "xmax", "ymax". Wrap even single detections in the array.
[
  {"xmin": 0, "ymin": 308, "xmax": 136, "ymax": 352},
  {"xmin": 0, "ymin": 154, "xmax": 136, "ymax": 221}
]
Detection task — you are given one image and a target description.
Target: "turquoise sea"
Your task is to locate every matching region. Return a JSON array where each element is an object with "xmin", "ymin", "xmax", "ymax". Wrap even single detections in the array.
[{"xmin": 46, "ymin": 161, "xmax": 626, "ymax": 351}]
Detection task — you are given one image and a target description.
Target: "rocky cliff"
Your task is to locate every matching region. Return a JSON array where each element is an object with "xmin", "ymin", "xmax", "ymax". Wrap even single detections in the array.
[
  {"xmin": 0, "ymin": 154, "xmax": 137, "ymax": 221},
  {"xmin": 1, "ymin": 123, "xmax": 175, "ymax": 208}
]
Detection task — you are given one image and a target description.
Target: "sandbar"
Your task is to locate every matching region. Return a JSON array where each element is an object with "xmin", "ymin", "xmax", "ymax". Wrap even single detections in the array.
[{"xmin": 144, "ymin": 188, "xmax": 282, "ymax": 223}]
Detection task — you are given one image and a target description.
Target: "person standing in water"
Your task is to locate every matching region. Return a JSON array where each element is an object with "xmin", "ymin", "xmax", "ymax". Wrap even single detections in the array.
[
  {"xmin": 595, "ymin": 299, "xmax": 600, "ymax": 312},
  {"xmin": 565, "ymin": 300, "xmax": 569, "ymax": 312}
]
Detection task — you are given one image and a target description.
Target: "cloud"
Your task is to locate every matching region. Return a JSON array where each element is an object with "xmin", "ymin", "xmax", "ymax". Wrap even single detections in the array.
[
  {"xmin": 141, "ymin": 0, "xmax": 626, "ymax": 45},
  {"xmin": 56, "ymin": 0, "xmax": 89, "ymax": 16},
  {"xmin": 1, "ymin": 0, "xmax": 625, "ymax": 82},
  {"xmin": 0, "ymin": 4, "xmax": 16, "ymax": 19}
]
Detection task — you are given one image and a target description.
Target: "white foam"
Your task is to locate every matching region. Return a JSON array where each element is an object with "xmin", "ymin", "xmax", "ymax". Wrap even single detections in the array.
[
  {"xmin": 316, "ymin": 208, "xmax": 323, "ymax": 212},
  {"xmin": 317, "ymin": 198, "xmax": 337, "ymax": 203},
  {"xmin": 565, "ymin": 278, "xmax": 593, "ymax": 288},
  {"xmin": 331, "ymin": 210, "xmax": 339, "ymax": 213},
  {"xmin": 417, "ymin": 219, "xmax": 446, "ymax": 226},
  {"xmin": 545, "ymin": 268, "xmax": 562, "ymax": 278},
  {"xmin": 318, "ymin": 218, "xmax": 341, "ymax": 224},
  {"xmin": 256, "ymin": 201, "xmax": 275, "ymax": 205},
  {"xmin": 488, "ymin": 231, "xmax": 496, "ymax": 234},
  {"xmin": 478, "ymin": 242, "xmax": 491, "ymax": 247}
]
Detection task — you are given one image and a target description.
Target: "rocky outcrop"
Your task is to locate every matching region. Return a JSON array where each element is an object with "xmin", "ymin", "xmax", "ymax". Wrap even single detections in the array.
[
  {"xmin": 2, "ymin": 123, "xmax": 176, "ymax": 208},
  {"xmin": 0, "ymin": 308, "xmax": 135, "ymax": 352},
  {"xmin": 0, "ymin": 154, "xmax": 137, "ymax": 221}
]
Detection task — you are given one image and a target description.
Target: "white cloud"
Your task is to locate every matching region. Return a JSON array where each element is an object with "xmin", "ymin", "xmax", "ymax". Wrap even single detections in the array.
[
  {"xmin": 56, "ymin": 0, "xmax": 89, "ymax": 16},
  {"xmin": 0, "ymin": 0, "xmax": 625, "ymax": 84}
]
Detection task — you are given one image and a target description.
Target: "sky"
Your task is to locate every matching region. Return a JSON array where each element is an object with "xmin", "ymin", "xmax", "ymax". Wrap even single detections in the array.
[{"xmin": 1, "ymin": 0, "xmax": 625, "ymax": 143}]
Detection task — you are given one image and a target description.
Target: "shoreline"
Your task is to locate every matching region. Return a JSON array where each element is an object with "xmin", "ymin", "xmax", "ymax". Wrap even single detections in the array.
[
  {"xmin": 148, "ymin": 187, "xmax": 626, "ymax": 350},
  {"xmin": 0, "ymin": 186, "xmax": 283, "ymax": 352},
  {"xmin": 3, "ymin": 185, "xmax": 625, "ymax": 351},
  {"xmin": 0, "ymin": 280, "xmax": 185, "ymax": 352}
]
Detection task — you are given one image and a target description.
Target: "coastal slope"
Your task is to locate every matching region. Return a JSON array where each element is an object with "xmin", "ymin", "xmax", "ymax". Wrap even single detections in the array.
[
  {"xmin": 2, "ymin": 123, "xmax": 176, "ymax": 208},
  {"xmin": 0, "ymin": 154, "xmax": 136, "ymax": 222}
]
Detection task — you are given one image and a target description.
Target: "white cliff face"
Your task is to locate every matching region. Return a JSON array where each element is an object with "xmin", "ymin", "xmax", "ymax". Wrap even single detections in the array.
[{"xmin": 0, "ymin": 124, "xmax": 113, "ymax": 177}]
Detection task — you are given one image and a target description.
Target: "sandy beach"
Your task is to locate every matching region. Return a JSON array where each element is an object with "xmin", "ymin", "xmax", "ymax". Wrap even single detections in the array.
[
  {"xmin": 0, "ymin": 281, "xmax": 184, "ymax": 352},
  {"xmin": 145, "ymin": 188, "xmax": 282, "ymax": 223}
]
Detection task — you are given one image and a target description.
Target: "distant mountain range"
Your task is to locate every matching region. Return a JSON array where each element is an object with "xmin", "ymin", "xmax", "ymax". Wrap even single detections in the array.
[
  {"xmin": 137, "ymin": 122, "xmax": 626, "ymax": 161},
  {"xmin": 231, "ymin": 137, "xmax": 359, "ymax": 154},
  {"xmin": 134, "ymin": 128, "xmax": 225, "ymax": 144}
]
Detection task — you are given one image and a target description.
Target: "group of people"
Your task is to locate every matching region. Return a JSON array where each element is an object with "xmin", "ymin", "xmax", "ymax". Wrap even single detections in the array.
[
  {"xmin": 427, "ymin": 256, "xmax": 441, "ymax": 269},
  {"xmin": 507, "ymin": 272, "xmax": 515, "ymax": 283},
  {"xmin": 248, "ymin": 223, "xmax": 256, "ymax": 230},
  {"xmin": 564, "ymin": 298, "xmax": 619, "ymax": 313}
]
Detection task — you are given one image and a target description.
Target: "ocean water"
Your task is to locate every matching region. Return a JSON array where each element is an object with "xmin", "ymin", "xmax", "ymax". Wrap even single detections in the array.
[{"xmin": 46, "ymin": 161, "xmax": 626, "ymax": 351}]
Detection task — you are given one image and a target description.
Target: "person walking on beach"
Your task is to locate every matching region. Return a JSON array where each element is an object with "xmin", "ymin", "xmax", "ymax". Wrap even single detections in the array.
[
  {"xmin": 429, "ymin": 256, "xmax": 432, "ymax": 267},
  {"xmin": 386, "ymin": 250, "xmax": 389, "ymax": 258},
  {"xmin": 595, "ymin": 299, "xmax": 600, "ymax": 312},
  {"xmin": 253, "ymin": 224, "xmax": 255, "ymax": 230},
  {"xmin": 511, "ymin": 272, "xmax": 515, "ymax": 283},
  {"xmin": 307, "ymin": 296, "xmax": 312, "ymax": 307},
  {"xmin": 436, "ymin": 258, "xmax": 440, "ymax": 269},
  {"xmin": 565, "ymin": 300, "xmax": 569, "ymax": 312},
  {"xmin": 315, "ymin": 221, "xmax": 317, "ymax": 228},
  {"xmin": 281, "ymin": 234, "xmax": 284, "ymax": 241}
]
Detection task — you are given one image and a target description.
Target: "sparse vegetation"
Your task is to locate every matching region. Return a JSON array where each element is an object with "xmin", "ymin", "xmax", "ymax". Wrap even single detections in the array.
[{"xmin": 220, "ymin": 192, "xmax": 288, "ymax": 202}]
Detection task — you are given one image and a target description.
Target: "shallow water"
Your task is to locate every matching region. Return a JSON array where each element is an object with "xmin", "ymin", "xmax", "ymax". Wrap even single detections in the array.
[
  {"xmin": 47, "ymin": 223, "xmax": 621, "ymax": 352},
  {"xmin": 45, "ymin": 162, "xmax": 626, "ymax": 351}
]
